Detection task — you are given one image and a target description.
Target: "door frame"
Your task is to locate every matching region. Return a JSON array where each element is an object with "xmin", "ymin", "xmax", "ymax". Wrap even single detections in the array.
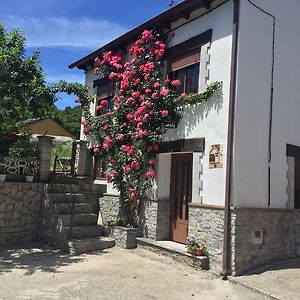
[{"xmin": 169, "ymin": 153, "xmax": 193, "ymax": 244}]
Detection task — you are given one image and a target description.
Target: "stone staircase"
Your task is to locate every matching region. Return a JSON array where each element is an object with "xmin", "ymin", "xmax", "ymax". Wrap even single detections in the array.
[{"xmin": 41, "ymin": 182, "xmax": 115, "ymax": 255}]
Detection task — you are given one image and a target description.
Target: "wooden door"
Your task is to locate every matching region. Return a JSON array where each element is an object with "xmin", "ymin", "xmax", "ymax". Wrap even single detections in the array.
[{"xmin": 170, "ymin": 153, "xmax": 193, "ymax": 244}]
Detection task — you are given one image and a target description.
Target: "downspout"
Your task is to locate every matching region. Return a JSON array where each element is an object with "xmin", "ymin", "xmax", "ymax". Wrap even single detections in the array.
[{"xmin": 221, "ymin": 0, "xmax": 240, "ymax": 280}]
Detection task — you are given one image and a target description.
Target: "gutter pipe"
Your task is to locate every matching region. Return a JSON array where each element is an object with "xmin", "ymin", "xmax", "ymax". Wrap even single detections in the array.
[{"xmin": 221, "ymin": 0, "xmax": 240, "ymax": 280}]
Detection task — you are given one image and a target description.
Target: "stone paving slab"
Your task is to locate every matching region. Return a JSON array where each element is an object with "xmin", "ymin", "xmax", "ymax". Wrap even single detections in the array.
[
  {"xmin": 229, "ymin": 258, "xmax": 300, "ymax": 300},
  {"xmin": 0, "ymin": 243, "xmax": 270, "ymax": 300}
]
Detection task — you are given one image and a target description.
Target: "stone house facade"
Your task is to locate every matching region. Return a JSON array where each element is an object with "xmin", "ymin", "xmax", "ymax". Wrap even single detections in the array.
[{"xmin": 69, "ymin": 0, "xmax": 300, "ymax": 275}]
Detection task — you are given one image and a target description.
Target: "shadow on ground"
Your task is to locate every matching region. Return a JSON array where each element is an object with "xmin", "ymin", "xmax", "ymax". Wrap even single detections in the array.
[
  {"xmin": 242, "ymin": 257, "xmax": 300, "ymax": 276},
  {"xmin": 0, "ymin": 242, "xmax": 109, "ymax": 276}
]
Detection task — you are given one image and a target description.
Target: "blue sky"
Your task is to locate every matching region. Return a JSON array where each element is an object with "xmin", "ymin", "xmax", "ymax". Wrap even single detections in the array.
[{"xmin": 0, "ymin": 0, "xmax": 181, "ymax": 109}]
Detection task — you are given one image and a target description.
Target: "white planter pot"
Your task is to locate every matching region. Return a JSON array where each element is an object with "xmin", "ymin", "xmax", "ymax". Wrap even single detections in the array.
[
  {"xmin": 0, "ymin": 174, "xmax": 6, "ymax": 182},
  {"xmin": 25, "ymin": 176, "xmax": 34, "ymax": 182}
]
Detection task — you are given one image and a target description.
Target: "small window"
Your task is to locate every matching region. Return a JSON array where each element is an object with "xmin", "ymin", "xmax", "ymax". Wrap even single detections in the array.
[
  {"xmin": 168, "ymin": 48, "xmax": 200, "ymax": 94},
  {"xmin": 95, "ymin": 82, "xmax": 115, "ymax": 115},
  {"xmin": 94, "ymin": 157, "xmax": 107, "ymax": 180}
]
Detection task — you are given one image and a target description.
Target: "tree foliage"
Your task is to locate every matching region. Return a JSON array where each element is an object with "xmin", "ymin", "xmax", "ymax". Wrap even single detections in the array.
[
  {"xmin": 55, "ymin": 105, "xmax": 82, "ymax": 138},
  {"xmin": 0, "ymin": 23, "xmax": 56, "ymax": 136}
]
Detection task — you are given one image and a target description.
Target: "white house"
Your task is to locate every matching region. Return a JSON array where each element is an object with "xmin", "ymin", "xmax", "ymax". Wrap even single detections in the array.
[{"xmin": 69, "ymin": 0, "xmax": 300, "ymax": 275}]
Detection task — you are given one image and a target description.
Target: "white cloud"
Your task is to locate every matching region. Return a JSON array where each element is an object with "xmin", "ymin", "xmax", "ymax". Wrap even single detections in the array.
[
  {"xmin": 3, "ymin": 15, "xmax": 128, "ymax": 49},
  {"xmin": 46, "ymin": 73, "xmax": 85, "ymax": 84}
]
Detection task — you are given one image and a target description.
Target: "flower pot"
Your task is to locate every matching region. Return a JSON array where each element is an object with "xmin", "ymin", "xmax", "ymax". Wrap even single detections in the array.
[
  {"xmin": 25, "ymin": 175, "xmax": 34, "ymax": 182},
  {"xmin": 0, "ymin": 174, "xmax": 6, "ymax": 182},
  {"xmin": 194, "ymin": 247, "xmax": 203, "ymax": 256}
]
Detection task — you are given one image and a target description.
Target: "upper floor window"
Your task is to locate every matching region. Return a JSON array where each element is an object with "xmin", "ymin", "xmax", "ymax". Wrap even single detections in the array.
[
  {"xmin": 168, "ymin": 48, "xmax": 200, "ymax": 94},
  {"xmin": 95, "ymin": 81, "xmax": 115, "ymax": 116}
]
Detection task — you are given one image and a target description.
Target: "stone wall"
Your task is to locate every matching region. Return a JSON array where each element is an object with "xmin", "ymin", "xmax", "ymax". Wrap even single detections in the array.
[
  {"xmin": 233, "ymin": 208, "xmax": 300, "ymax": 275},
  {"xmin": 188, "ymin": 205, "xmax": 227, "ymax": 271},
  {"xmin": 139, "ymin": 198, "xmax": 170, "ymax": 240},
  {"xmin": 98, "ymin": 194, "xmax": 120, "ymax": 225},
  {"xmin": 0, "ymin": 182, "xmax": 44, "ymax": 246},
  {"xmin": 98, "ymin": 194, "xmax": 171, "ymax": 241}
]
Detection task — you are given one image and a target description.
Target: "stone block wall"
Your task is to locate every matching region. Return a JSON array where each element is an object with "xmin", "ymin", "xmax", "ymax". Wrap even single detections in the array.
[
  {"xmin": 139, "ymin": 198, "xmax": 170, "ymax": 240},
  {"xmin": 98, "ymin": 194, "xmax": 171, "ymax": 241},
  {"xmin": 233, "ymin": 208, "xmax": 300, "ymax": 275},
  {"xmin": 99, "ymin": 194, "xmax": 120, "ymax": 225},
  {"xmin": 0, "ymin": 182, "xmax": 44, "ymax": 246},
  {"xmin": 188, "ymin": 205, "xmax": 227, "ymax": 271}
]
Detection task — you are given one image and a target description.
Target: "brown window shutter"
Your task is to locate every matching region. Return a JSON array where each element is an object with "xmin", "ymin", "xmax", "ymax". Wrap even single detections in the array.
[
  {"xmin": 97, "ymin": 83, "xmax": 114, "ymax": 99},
  {"xmin": 168, "ymin": 48, "xmax": 200, "ymax": 72}
]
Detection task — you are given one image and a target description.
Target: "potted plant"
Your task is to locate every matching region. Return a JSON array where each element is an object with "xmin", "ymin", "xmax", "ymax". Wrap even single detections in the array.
[
  {"xmin": 187, "ymin": 237, "xmax": 205, "ymax": 256},
  {"xmin": 25, "ymin": 163, "xmax": 35, "ymax": 182},
  {"xmin": 0, "ymin": 165, "xmax": 6, "ymax": 182}
]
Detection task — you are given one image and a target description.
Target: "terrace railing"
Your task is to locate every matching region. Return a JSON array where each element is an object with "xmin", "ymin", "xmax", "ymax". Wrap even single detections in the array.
[{"xmin": 0, "ymin": 156, "xmax": 39, "ymax": 176}]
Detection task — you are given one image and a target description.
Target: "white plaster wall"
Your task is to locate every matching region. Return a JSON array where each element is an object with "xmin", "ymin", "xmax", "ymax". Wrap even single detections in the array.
[
  {"xmin": 79, "ymin": 2, "xmax": 234, "ymax": 205},
  {"xmin": 165, "ymin": 1, "xmax": 234, "ymax": 206},
  {"xmin": 232, "ymin": 0, "xmax": 300, "ymax": 208},
  {"xmin": 79, "ymin": 68, "xmax": 98, "ymax": 143}
]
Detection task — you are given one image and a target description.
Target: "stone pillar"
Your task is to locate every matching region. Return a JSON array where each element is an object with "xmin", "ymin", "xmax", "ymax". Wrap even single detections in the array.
[
  {"xmin": 76, "ymin": 140, "xmax": 89, "ymax": 176},
  {"xmin": 37, "ymin": 136, "xmax": 54, "ymax": 182}
]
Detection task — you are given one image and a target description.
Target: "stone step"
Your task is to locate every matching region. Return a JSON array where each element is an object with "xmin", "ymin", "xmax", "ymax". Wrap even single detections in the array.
[
  {"xmin": 136, "ymin": 237, "xmax": 209, "ymax": 270},
  {"xmin": 58, "ymin": 213, "xmax": 98, "ymax": 226},
  {"xmin": 68, "ymin": 236, "xmax": 115, "ymax": 255},
  {"xmin": 48, "ymin": 184, "xmax": 80, "ymax": 193},
  {"xmin": 48, "ymin": 192, "xmax": 99, "ymax": 204},
  {"xmin": 61, "ymin": 225, "xmax": 104, "ymax": 239},
  {"xmin": 54, "ymin": 203, "xmax": 98, "ymax": 214}
]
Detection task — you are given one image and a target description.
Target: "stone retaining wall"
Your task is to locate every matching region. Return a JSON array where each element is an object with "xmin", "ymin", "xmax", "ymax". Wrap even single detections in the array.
[
  {"xmin": 0, "ymin": 182, "xmax": 44, "ymax": 246},
  {"xmin": 139, "ymin": 198, "xmax": 170, "ymax": 240},
  {"xmin": 98, "ymin": 194, "xmax": 171, "ymax": 241},
  {"xmin": 188, "ymin": 205, "xmax": 228, "ymax": 271},
  {"xmin": 233, "ymin": 208, "xmax": 300, "ymax": 275},
  {"xmin": 98, "ymin": 194, "xmax": 120, "ymax": 225}
]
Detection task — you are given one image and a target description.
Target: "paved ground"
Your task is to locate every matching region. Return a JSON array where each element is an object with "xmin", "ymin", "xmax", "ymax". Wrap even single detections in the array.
[
  {"xmin": 230, "ymin": 258, "xmax": 300, "ymax": 300},
  {"xmin": 0, "ymin": 243, "xmax": 269, "ymax": 300}
]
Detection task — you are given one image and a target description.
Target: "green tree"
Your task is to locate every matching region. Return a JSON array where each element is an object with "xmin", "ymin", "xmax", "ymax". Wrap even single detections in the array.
[
  {"xmin": 0, "ymin": 23, "xmax": 56, "ymax": 136},
  {"xmin": 55, "ymin": 105, "xmax": 82, "ymax": 138}
]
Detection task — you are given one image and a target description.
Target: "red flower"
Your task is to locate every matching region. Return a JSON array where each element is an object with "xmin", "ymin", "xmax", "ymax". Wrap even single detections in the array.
[
  {"xmin": 112, "ymin": 170, "xmax": 119, "ymax": 177},
  {"xmin": 8, "ymin": 134, "xmax": 17, "ymax": 142},
  {"xmin": 151, "ymin": 92, "xmax": 158, "ymax": 99},
  {"xmin": 81, "ymin": 120, "xmax": 87, "ymax": 126},
  {"xmin": 124, "ymin": 165, "xmax": 131, "ymax": 173},
  {"xmin": 153, "ymin": 82, "xmax": 160, "ymax": 88},
  {"xmin": 146, "ymin": 170, "xmax": 156, "ymax": 178},
  {"xmin": 160, "ymin": 88, "xmax": 169, "ymax": 96},
  {"xmin": 132, "ymin": 91, "xmax": 140, "ymax": 98},
  {"xmin": 153, "ymin": 144, "xmax": 159, "ymax": 151},
  {"xmin": 133, "ymin": 78, "xmax": 140, "ymax": 85},
  {"xmin": 127, "ymin": 113, "xmax": 133, "ymax": 120},
  {"xmin": 109, "ymin": 72, "xmax": 118, "ymax": 80},
  {"xmin": 131, "ymin": 161, "xmax": 140, "ymax": 170},
  {"xmin": 83, "ymin": 127, "xmax": 89, "ymax": 134},
  {"xmin": 116, "ymin": 134, "xmax": 124, "ymax": 141},
  {"xmin": 93, "ymin": 147, "xmax": 100, "ymax": 153},
  {"xmin": 142, "ymin": 30, "xmax": 154, "ymax": 41},
  {"xmin": 171, "ymin": 79, "xmax": 181, "ymax": 87},
  {"xmin": 161, "ymin": 110, "xmax": 169, "ymax": 117},
  {"xmin": 100, "ymin": 99, "xmax": 108, "ymax": 106}
]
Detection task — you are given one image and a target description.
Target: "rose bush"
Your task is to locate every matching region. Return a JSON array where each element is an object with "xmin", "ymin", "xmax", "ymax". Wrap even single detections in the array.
[{"xmin": 79, "ymin": 30, "xmax": 221, "ymax": 226}]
